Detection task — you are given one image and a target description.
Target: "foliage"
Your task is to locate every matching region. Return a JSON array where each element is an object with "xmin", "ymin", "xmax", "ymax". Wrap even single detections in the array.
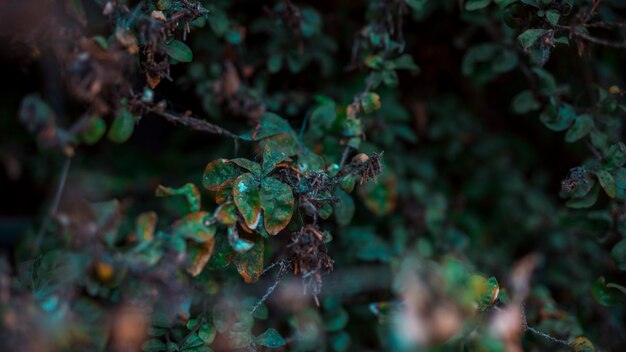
[{"xmin": 1, "ymin": 0, "xmax": 626, "ymax": 351}]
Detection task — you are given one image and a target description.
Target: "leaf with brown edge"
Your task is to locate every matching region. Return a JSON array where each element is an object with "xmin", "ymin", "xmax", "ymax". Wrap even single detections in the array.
[
  {"xmin": 262, "ymin": 145, "xmax": 292, "ymax": 176},
  {"xmin": 233, "ymin": 238, "xmax": 264, "ymax": 283},
  {"xmin": 571, "ymin": 337, "xmax": 595, "ymax": 352},
  {"xmin": 233, "ymin": 173, "xmax": 262, "ymax": 229},
  {"xmin": 260, "ymin": 177, "xmax": 294, "ymax": 235},
  {"xmin": 231, "ymin": 158, "xmax": 261, "ymax": 176},
  {"xmin": 146, "ymin": 71, "xmax": 161, "ymax": 89},
  {"xmin": 172, "ymin": 211, "xmax": 215, "ymax": 243},
  {"xmin": 187, "ymin": 237, "xmax": 216, "ymax": 277},
  {"xmin": 156, "ymin": 183, "xmax": 201, "ymax": 212},
  {"xmin": 596, "ymin": 170, "xmax": 616, "ymax": 199},
  {"xmin": 215, "ymin": 185, "xmax": 232, "ymax": 204},
  {"xmin": 136, "ymin": 211, "xmax": 157, "ymax": 242},
  {"xmin": 214, "ymin": 202, "xmax": 238, "ymax": 225},
  {"xmin": 203, "ymin": 159, "xmax": 241, "ymax": 191},
  {"xmin": 358, "ymin": 174, "xmax": 397, "ymax": 216}
]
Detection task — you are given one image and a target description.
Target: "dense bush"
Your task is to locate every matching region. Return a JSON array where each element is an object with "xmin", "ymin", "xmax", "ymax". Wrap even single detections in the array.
[{"xmin": 1, "ymin": 0, "xmax": 626, "ymax": 351}]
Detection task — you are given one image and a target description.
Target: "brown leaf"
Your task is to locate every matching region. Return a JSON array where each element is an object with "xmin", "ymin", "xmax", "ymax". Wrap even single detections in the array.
[{"xmin": 187, "ymin": 238, "xmax": 216, "ymax": 277}]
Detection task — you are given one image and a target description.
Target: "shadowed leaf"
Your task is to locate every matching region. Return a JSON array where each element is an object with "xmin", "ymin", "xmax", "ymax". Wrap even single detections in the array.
[
  {"xmin": 260, "ymin": 177, "xmax": 294, "ymax": 235},
  {"xmin": 233, "ymin": 173, "xmax": 262, "ymax": 229}
]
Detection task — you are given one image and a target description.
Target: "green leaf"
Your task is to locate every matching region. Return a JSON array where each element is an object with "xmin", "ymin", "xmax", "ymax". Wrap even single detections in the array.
[
  {"xmin": 231, "ymin": 158, "xmax": 261, "ymax": 176},
  {"xmin": 198, "ymin": 323, "xmax": 216, "ymax": 344},
  {"xmin": 318, "ymin": 203, "xmax": 333, "ymax": 219},
  {"xmin": 465, "ymin": 0, "xmax": 491, "ymax": 11},
  {"xmin": 142, "ymin": 339, "xmax": 166, "ymax": 352},
  {"xmin": 358, "ymin": 175, "xmax": 397, "ymax": 216},
  {"xmin": 261, "ymin": 132, "xmax": 298, "ymax": 156},
  {"xmin": 156, "ymin": 183, "xmax": 201, "ymax": 212},
  {"xmin": 566, "ymin": 184, "xmax": 599, "ymax": 209},
  {"xmin": 471, "ymin": 275, "xmax": 499, "ymax": 311},
  {"xmin": 611, "ymin": 239, "xmax": 626, "ymax": 271},
  {"xmin": 330, "ymin": 331, "xmax": 351, "ymax": 352},
  {"xmin": 267, "ymin": 53, "xmax": 283, "ymax": 73},
  {"xmin": 512, "ymin": 90, "xmax": 540, "ymax": 114},
  {"xmin": 492, "ymin": 49, "xmax": 519, "ymax": 73},
  {"xmin": 254, "ymin": 328, "xmax": 285, "ymax": 348},
  {"xmin": 596, "ymin": 170, "xmax": 616, "ymax": 198},
  {"xmin": 554, "ymin": 36, "xmax": 569, "ymax": 45},
  {"xmin": 405, "ymin": 0, "xmax": 427, "ymax": 11},
  {"xmin": 425, "ymin": 194, "xmax": 447, "ymax": 234},
  {"xmin": 203, "ymin": 159, "xmax": 241, "ymax": 191},
  {"xmin": 546, "ymin": 9, "xmax": 560, "ymax": 26},
  {"xmin": 166, "ymin": 342, "xmax": 179, "ymax": 352},
  {"xmin": 108, "ymin": 107, "xmax": 135, "ymax": 143},
  {"xmin": 262, "ymin": 146, "xmax": 291, "ymax": 176},
  {"xmin": 462, "ymin": 43, "xmax": 498, "ymax": 76},
  {"xmin": 149, "ymin": 327, "xmax": 167, "ymax": 337},
  {"xmin": 565, "ymin": 115, "xmax": 593, "ymax": 143},
  {"xmin": 81, "ymin": 116, "xmax": 106, "ymax": 145},
  {"xmin": 308, "ymin": 98, "xmax": 337, "ymax": 134},
  {"xmin": 208, "ymin": 7, "xmax": 228, "ymax": 35},
  {"xmin": 19, "ymin": 94, "xmax": 55, "ymax": 127},
  {"xmin": 240, "ymin": 113, "xmax": 293, "ymax": 141},
  {"xmin": 340, "ymin": 174, "xmax": 357, "ymax": 193},
  {"xmin": 180, "ymin": 333, "xmax": 204, "ymax": 350},
  {"xmin": 172, "ymin": 211, "xmax": 215, "ymax": 243},
  {"xmin": 233, "ymin": 173, "xmax": 262, "ymax": 229},
  {"xmin": 207, "ymin": 233, "xmax": 234, "ymax": 269},
  {"xmin": 260, "ymin": 177, "xmax": 294, "ymax": 235},
  {"xmin": 361, "ymin": 92, "xmax": 381, "ymax": 114},
  {"xmin": 540, "ymin": 104, "xmax": 576, "ymax": 132},
  {"xmin": 333, "ymin": 190, "xmax": 355, "ymax": 227},
  {"xmin": 590, "ymin": 129, "xmax": 608, "ymax": 151},
  {"xmin": 324, "ymin": 308, "xmax": 349, "ymax": 332},
  {"xmin": 592, "ymin": 276, "xmax": 626, "ymax": 306},
  {"xmin": 233, "ymin": 238, "xmax": 264, "ymax": 283},
  {"xmin": 387, "ymin": 54, "xmax": 420, "ymax": 71},
  {"xmin": 164, "ymin": 40, "xmax": 193, "ymax": 63},
  {"xmin": 494, "ymin": 0, "xmax": 517, "ymax": 8},
  {"xmin": 347, "ymin": 229, "xmax": 393, "ymax": 262},
  {"xmin": 518, "ymin": 29, "xmax": 548, "ymax": 49}
]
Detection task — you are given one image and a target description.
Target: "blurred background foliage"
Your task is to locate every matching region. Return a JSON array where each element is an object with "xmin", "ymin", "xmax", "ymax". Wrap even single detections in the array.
[{"xmin": 1, "ymin": 0, "xmax": 626, "ymax": 351}]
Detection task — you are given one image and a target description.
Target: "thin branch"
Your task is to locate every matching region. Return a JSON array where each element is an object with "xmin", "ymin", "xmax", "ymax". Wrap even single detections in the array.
[
  {"xmin": 34, "ymin": 156, "xmax": 72, "ymax": 248},
  {"xmin": 584, "ymin": 21, "xmax": 626, "ymax": 29},
  {"xmin": 250, "ymin": 259, "xmax": 291, "ymax": 314},
  {"xmin": 573, "ymin": 31, "xmax": 626, "ymax": 49},
  {"xmin": 585, "ymin": 140, "xmax": 603, "ymax": 160},
  {"xmin": 521, "ymin": 301, "xmax": 572, "ymax": 349},
  {"xmin": 179, "ymin": 317, "xmax": 204, "ymax": 347},
  {"xmin": 559, "ymin": 25, "xmax": 626, "ymax": 49},
  {"xmin": 154, "ymin": 110, "xmax": 240, "ymax": 139},
  {"xmin": 339, "ymin": 146, "xmax": 353, "ymax": 168}
]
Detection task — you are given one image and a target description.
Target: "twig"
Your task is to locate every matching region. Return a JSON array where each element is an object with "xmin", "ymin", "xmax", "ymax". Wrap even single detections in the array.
[
  {"xmin": 558, "ymin": 25, "xmax": 626, "ymax": 49},
  {"xmin": 573, "ymin": 31, "xmax": 626, "ymax": 49},
  {"xmin": 250, "ymin": 259, "xmax": 291, "ymax": 314},
  {"xmin": 154, "ymin": 110, "xmax": 240, "ymax": 139},
  {"xmin": 521, "ymin": 301, "xmax": 572, "ymax": 349},
  {"xmin": 339, "ymin": 146, "xmax": 353, "ymax": 168},
  {"xmin": 34, "ymin": 156, "xmax": 72, "ymax": 248},
  {"xmin": 584, "ymin": 21, "xmax": 626, "ymax": 29},
  {"xmin": 585, "ymin": 140, "xmax": 603, "ymax": 160},
  {"xmin": 179, "ymin": 317, "xmax": 204, "ymax": 347}
]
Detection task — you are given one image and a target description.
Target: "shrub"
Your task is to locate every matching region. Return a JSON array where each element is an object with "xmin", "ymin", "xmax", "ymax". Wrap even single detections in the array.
[{"xmin": 0, "ymin": 0, "xmax": 625, "ymax": 351}]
